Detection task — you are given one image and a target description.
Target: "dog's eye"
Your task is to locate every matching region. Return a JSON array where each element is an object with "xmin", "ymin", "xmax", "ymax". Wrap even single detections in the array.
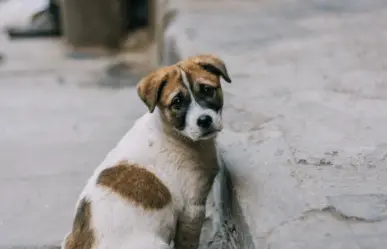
[
  {"xmin": 200, "ymin": 85, "xmax": 215, "ymax": 97},
  {"xmin": 171, "ymin": 95, "xmax": 183, "ymax": 110}
]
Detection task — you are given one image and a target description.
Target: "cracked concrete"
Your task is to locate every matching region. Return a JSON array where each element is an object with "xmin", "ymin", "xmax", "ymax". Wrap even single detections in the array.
[
  {"xmin": 167, "ymin": 0, "xmax": 387, "ymax": 248},
  {"xmin": 2, "ymin": 0, "xmax": 387, "ymax": 248}
]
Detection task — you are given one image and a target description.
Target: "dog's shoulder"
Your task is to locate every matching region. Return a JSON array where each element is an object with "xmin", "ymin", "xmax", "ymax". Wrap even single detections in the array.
[
  {"xmin": 102, "ymin": 112, "xmax": 162, "ymax": 165},
  {"xmin": 79, "ymin": 112, "xmax": 173, "ymax": 208}
]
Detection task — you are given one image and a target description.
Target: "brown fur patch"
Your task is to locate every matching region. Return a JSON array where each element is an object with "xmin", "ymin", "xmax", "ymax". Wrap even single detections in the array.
[
  {"xmin": 64, "ymin": 198, "xmax": 95, "ymax": 249},
  {"xmin": 183, "ymin": 54, "xmax": 232, "ymax": 83},
  {"xmin": 178, "ymin": 61, "xmax": 222, "ymax": 88},
  {"xmin": 137, "ymin": 65, "xmax": 184, "ymax": 112},
  {"xmin": 178, "ymin": 61, "xmax": 225, "ymax": 111},
  {"xmin": 137, "ymin": 54, "xmax": 230, "ymax": 113},
  {"xmin": 137, "ymin": 65, "xmax": 191, "ymax": 130},
  {"xmin": 157, "ymin": 69, "xmax": 188, "ymax": 108},
  {"xmin": 97, "ymin": 161, "xmax": 172, "ymax": 209}
]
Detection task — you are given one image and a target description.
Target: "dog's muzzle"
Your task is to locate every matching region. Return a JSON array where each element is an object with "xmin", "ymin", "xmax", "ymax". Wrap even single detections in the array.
[{"xmin": 197, "ymin": 115, "xmax": 222, "ymax": 140}]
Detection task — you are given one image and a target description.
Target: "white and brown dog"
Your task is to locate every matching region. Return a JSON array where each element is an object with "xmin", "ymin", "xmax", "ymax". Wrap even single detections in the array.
[{"xmin": 61, "ymin": 54, "xmax": 231, "ymax": 249}]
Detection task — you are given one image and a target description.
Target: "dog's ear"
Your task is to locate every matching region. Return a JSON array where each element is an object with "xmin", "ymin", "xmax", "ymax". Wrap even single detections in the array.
[
  {"xmin": 189, "ymin": 54, "xmax": 232, "ymax": 83},
  {"xmin": 137, "ymin": 71, "xmax": 167, "ymax": 113}
]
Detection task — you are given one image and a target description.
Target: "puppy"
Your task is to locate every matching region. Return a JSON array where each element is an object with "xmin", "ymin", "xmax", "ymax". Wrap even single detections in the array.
[{"xmin": 61, "ymin": 54, "xmax": 232, "ymax": 249}]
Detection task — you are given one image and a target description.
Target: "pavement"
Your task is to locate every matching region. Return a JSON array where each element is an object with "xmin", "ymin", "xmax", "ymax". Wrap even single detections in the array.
[
  {"xmin": 166, "ymin": 0, "xmax": 387, "ymax": 248},
  {"xmin": 2, "ymin": 0, "xmax": 387, "ymax": 249},
  {"xmin": 0, "ymin": 1, "xmax": 152, "ymax": 246}
]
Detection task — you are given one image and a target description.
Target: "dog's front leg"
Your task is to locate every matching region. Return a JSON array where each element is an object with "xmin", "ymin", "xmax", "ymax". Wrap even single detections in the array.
[{"xmin": 174, "ymin": 204, "xmax": 205, "ymax": 249}]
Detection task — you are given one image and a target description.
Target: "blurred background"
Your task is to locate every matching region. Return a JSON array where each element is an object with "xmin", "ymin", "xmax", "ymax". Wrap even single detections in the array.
[{"xmin": 1, "ymin": 0, "xmax": 387, "ymax": 249}]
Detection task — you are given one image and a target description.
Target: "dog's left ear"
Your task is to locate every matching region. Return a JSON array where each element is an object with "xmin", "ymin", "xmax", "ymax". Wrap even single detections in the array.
[
  {"xmin": 189, "ymin": 54, "xmax": 232, "ymax": 83},
  {"xmin": 137, "ymin": 71, "xmax": 167, "ymax": 113}
]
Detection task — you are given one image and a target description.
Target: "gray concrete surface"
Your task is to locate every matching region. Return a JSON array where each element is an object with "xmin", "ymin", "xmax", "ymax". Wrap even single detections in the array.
[
  {"xmin": 0, "ymin": 70, "xmax": 146, "ymax": 246},
  {"xmin": 3, "ymin": 0, "xmax": 387, "ymax": 248},
  {"xmin": 0, "ymin": 2, "xmax": 152, "ymax": 245},
  {"xmin": 0, "ymin": 60, "xmax": 150, "ymax": 247},
  {"xmin": 166, "ymin": 0, "xmax": 387, "ymax": 248}
]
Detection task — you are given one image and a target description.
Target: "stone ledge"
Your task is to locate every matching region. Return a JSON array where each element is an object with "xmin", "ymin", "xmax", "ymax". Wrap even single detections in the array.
[{"xmin": 163, "ymin": 1, "xmax": 387, "ymax": 248}]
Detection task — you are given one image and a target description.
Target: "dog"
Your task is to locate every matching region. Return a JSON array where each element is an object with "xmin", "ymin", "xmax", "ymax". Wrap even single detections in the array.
[{"xmin": 61, "ymin": 54, "xmax": 232, "ymax": 249}]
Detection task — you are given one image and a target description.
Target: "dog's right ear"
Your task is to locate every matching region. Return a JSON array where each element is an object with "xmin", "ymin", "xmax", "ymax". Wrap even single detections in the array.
[
  {"xmin": 137, "ymin": 72, "xmax": 168, "ymax": 113},
  {"xmin": 188, "ymin": 54, "xmax": 232, "ymax": 83}
]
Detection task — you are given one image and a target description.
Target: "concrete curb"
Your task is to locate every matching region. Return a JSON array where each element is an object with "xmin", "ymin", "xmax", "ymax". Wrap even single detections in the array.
[{"xmin": 163, "ymin": 13, "xmax": 255, "ymax": 249}]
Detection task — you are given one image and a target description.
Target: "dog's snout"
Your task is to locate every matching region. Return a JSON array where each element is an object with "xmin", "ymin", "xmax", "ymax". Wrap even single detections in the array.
[{"xmin": 197, "ymin": 115, "xmax": 213, "ymax": 129}]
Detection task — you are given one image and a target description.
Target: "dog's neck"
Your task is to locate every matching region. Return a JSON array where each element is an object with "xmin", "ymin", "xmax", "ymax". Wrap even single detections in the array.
[{"xmin": 150, "ymin": 109, "xmax": 217, "ymax": 151}]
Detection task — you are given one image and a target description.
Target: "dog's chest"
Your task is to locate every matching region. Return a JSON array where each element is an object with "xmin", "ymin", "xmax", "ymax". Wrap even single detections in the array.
[{"xmin": 151, "ymin": 139, "xmax": 218, "ymax": 204}]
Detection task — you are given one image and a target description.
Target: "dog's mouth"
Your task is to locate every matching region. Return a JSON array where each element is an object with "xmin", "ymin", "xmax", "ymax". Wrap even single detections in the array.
[{"xmin": 199, "ymin": 130, "xmax": 219, "ymax": 140}]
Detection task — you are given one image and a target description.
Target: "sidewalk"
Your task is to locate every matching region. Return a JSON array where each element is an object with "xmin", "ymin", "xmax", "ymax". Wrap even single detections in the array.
[
  {"xmin": 0, "ymin": 1, "xmax": 152, "ymax": 246},
  {"xmin": 2, "ymin": 0, "xmax": 387, "ymax": 248},
  {"xmin": 166, "ymin": 0, "xmax": 387, "ymax": 248}
]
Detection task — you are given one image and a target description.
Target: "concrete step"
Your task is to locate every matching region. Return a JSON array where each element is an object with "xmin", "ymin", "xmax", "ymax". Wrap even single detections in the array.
[{"xmin": 164, "ymin": 0, "xmax": 387, "ymax": 248}]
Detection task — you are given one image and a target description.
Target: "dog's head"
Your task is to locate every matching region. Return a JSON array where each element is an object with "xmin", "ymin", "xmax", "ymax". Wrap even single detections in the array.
[{"xmin": 137, "ymin": 54, "xmax": 231, "ymax": 141}]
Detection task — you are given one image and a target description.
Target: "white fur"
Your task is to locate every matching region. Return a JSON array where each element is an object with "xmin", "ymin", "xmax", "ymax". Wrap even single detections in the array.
[
  {"xmin": 179, "ymin": 69, "xmax": 223, "ymax": 141},
  {"xmin": 63, "ymin": 109, "xmax": 219, "ymax": 249}
]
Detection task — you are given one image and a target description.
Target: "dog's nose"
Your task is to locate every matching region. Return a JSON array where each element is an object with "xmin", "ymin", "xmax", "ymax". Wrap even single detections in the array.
[{"xmin": 197, "ymin": 115, "xmax": 213, "ymax": 129}]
